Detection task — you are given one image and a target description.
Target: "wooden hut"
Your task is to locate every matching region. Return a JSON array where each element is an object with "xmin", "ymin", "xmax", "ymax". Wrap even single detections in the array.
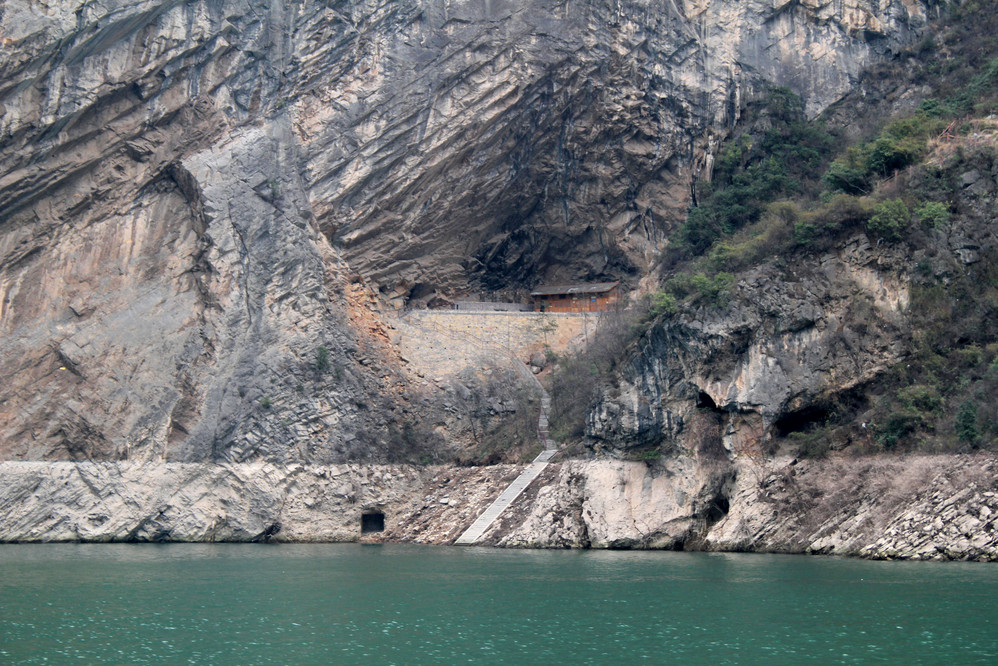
[{"xmin": 530, "ymin": 282, "xmax": 620, "ymax": 313}]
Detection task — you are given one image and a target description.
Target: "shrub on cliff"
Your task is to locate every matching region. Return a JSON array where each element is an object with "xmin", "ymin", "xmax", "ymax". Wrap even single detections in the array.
[
  {"xmin": 548, "ymin": 310, "xmax": 644, "ymax": 441},
  {"xmin": 867, "ymin": 199, "xmax": 910, "ymax": 241},
  {"xmin": 315, "ymin": 346, "xmax": 330, "ymax": 373},
  {"xmin": 673, "ymin": 88, "xmax": 834, "ymax": 259},
  {"xmin": 654, "ymin": 272, "xmax": 736, "ymax": 312},
  {"xmin": 823, "ymin": 151, "xmax": 870, "ymax": 195},
  {"xmin": 898, "ymin": 385, "xmax": 944, "ymax": 415},
  {"xmin": 915, "ymin": 201, "xmax": 951, "ymax": 229},
  {"xmin": 823, "ymin": 113, "xmax": 944, "ymax": 196},
  {"xmin": 648, "ymin": 291, "xmax": 677, "ymax": 317}
]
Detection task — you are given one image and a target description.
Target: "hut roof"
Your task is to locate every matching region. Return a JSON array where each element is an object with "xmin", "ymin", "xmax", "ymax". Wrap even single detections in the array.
[{"xmin": 530, "ymin": 281, "xmax": 620, "ymax": 297}]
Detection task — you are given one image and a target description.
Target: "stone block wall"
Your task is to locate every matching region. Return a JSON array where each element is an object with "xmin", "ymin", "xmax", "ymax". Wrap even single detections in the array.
[
  {"xmin": 406, "ymin": 311, "xmax": 592, "ymax": 356},
  {"xmin": 386, "ymin": 311, "xmax": 597, "ymax": 379}
]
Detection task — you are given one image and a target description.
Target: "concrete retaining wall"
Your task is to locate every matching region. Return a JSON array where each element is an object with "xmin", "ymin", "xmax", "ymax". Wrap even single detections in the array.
[{"xmin": 453, "ymin": 301, "xmax": 533, "ymax": 312}]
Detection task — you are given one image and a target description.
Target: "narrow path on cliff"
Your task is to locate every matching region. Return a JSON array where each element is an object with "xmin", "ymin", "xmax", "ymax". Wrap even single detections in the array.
[{"xmin": 453, "ymin": 445, "xmax": 556, "ymax": 545}]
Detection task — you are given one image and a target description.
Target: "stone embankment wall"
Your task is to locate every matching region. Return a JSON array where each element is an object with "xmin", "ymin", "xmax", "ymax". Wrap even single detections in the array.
[
  {"xmin": 3, "ymin": 454, "xmax": 996, "ymax": 562},
  {"xmin": 387, "ymin": 311, "xmax": 593, "ymax": 378}
]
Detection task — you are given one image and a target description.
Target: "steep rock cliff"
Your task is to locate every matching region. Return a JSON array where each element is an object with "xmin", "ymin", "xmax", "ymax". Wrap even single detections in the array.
[
  {"xmin": 588, "ymin": 232, "xmax": 912, "ymax": 451},
  {"xmin": 587, "ymin": 129, "xmax": 998, "ymax": 455},
  {"xmin": 293, "ymin": 0, "xmax": 930, "ymax": 296},
  {"xmin": 0, "ymin": 0, "xmax": 930, "ymax": 464}
]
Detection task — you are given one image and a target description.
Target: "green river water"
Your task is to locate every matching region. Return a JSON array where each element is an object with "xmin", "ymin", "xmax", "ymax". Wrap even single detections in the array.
[{"xmin": 1, "ymin": 543, "xmax": 996, "ymax": 664}]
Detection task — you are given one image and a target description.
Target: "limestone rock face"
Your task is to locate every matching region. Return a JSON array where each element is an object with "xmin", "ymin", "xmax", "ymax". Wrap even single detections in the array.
[
  {"xmin": 588, "ymin": 234, "xmax": 912, "ymax": 450},
  {"xmin": 0, "ymin": 461, "xmax": 432, "ymax": 542},
  {"xmin": 0, "ymin": 0, "xmax": 926, "ymax": 463},
  {"xmin": 587, "ymin": 139, "xmax": 998, "ymax": 454},
  {"xmin": 4, "ymin": 455, "xmax": 995, "ymax": 562},
  {"xmin": 0, "ymin": 108, "xmax": 409, "ymax": 462},
  {"xmin": 480, "ymin": 457, "xmax": 734, "ymax": 549},
  {"xmin": 0, "ymin": 0, "xmax": 927, "ymax": 463},
  {"xmin": 294, "ymin": 0, "xmax": 928, "ymax": 295},
  {"xmin": 708, "ymin": 454, "xmax": 998, "ymax": 561},
  {"xmin": 0, "ymin": 0, "xmax": 419, "ymax": 463}
]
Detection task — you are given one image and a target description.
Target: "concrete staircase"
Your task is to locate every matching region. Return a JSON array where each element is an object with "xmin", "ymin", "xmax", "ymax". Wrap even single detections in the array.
[
  {"xmin": 454, "ymin": 374, "xmax": 558, "ymax": 546},
  {"xmin": 391, "ymin": 310, "xmax": 562, "ymax": 546},
  {"xmin": 537, "ymin": 392, "xmax": 555, "ymax": 450},
  {"xmin": 453, "ymin": 449, "xmax": 555, "ymax": 545}
]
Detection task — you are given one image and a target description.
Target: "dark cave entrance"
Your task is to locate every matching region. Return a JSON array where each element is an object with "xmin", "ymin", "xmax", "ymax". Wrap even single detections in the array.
[
  {"xmin": 772, "ymin": 406, "xmax": 830, "ymax": 437},
  {"xmin": 361, "ymin": 512, "xmax": 385, "ymax": 534},
  {"xmin": 706, "ymin": 495, "xmax": 730, "ymax": 523},
  {"xmin": 696, "ymin": 391, "xmax": 719, "ymax": 411}
]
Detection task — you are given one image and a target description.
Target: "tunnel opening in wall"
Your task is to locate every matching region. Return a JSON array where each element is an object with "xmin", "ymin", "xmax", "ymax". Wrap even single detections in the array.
[{"xmin": 361, "ymin": 512, "xmax": 385, "ymax": 534}]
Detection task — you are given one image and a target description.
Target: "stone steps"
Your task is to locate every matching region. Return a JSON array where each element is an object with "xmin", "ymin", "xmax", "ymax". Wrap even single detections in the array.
[
  {"xmin": 454, "ymin": 448, "xmax": 554, "ymax": 545},
  {"xmin": 454, "ymin": 363, "xmax": 558, "ymax": 545},
  {"xmin": 395, "ymin": 310, "xmax": 562, "ymax": 545}
]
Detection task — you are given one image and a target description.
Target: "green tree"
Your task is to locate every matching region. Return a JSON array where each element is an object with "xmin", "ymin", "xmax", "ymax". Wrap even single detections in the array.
[
  {"xmin": 956, "ymin": 401, "xmax": 980, "ymax": 445},
  {"xmin": 691, "ymin": 272, "xmax": 735, "ymax": 307},
  {"xmin": 876, "ymin": 413, "xmax": 919, "ymax": 449},
  {"xmin": 915, "ymin": 201, "xmax": 951, "ymax": 229},
  {"xmin": 649, "ymin": 291, "xmax": 677, "ymax": 316},
  {"xmin": 823, "ymin": 148, "xmax": 870, "ymax": 194}
]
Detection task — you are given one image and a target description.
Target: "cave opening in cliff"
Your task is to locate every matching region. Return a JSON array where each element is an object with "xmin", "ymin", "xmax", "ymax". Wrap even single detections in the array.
[
  {"xmin": 362, "ymin": 512, "xmax": 385, "ymax": 534},
  {"xmin": 696, "ymin": 391, "xmax": 718, "ymax": 410},
  {"xmin": 706, "ymin": 495, "xmax": 730, "ymax": 523},
  {"xmin": 773, "ymin": 406, "xmax": 830, "ymax": 437},
  {"xmin": 407, "ymin": 282, "xmax": 435, "ymax": 302}
]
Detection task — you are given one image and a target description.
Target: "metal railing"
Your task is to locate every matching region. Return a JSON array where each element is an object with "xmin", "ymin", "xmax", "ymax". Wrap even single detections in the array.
[{"xmin": 453, "ymin": 301, "xmax": 533, "ymax": 312}]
